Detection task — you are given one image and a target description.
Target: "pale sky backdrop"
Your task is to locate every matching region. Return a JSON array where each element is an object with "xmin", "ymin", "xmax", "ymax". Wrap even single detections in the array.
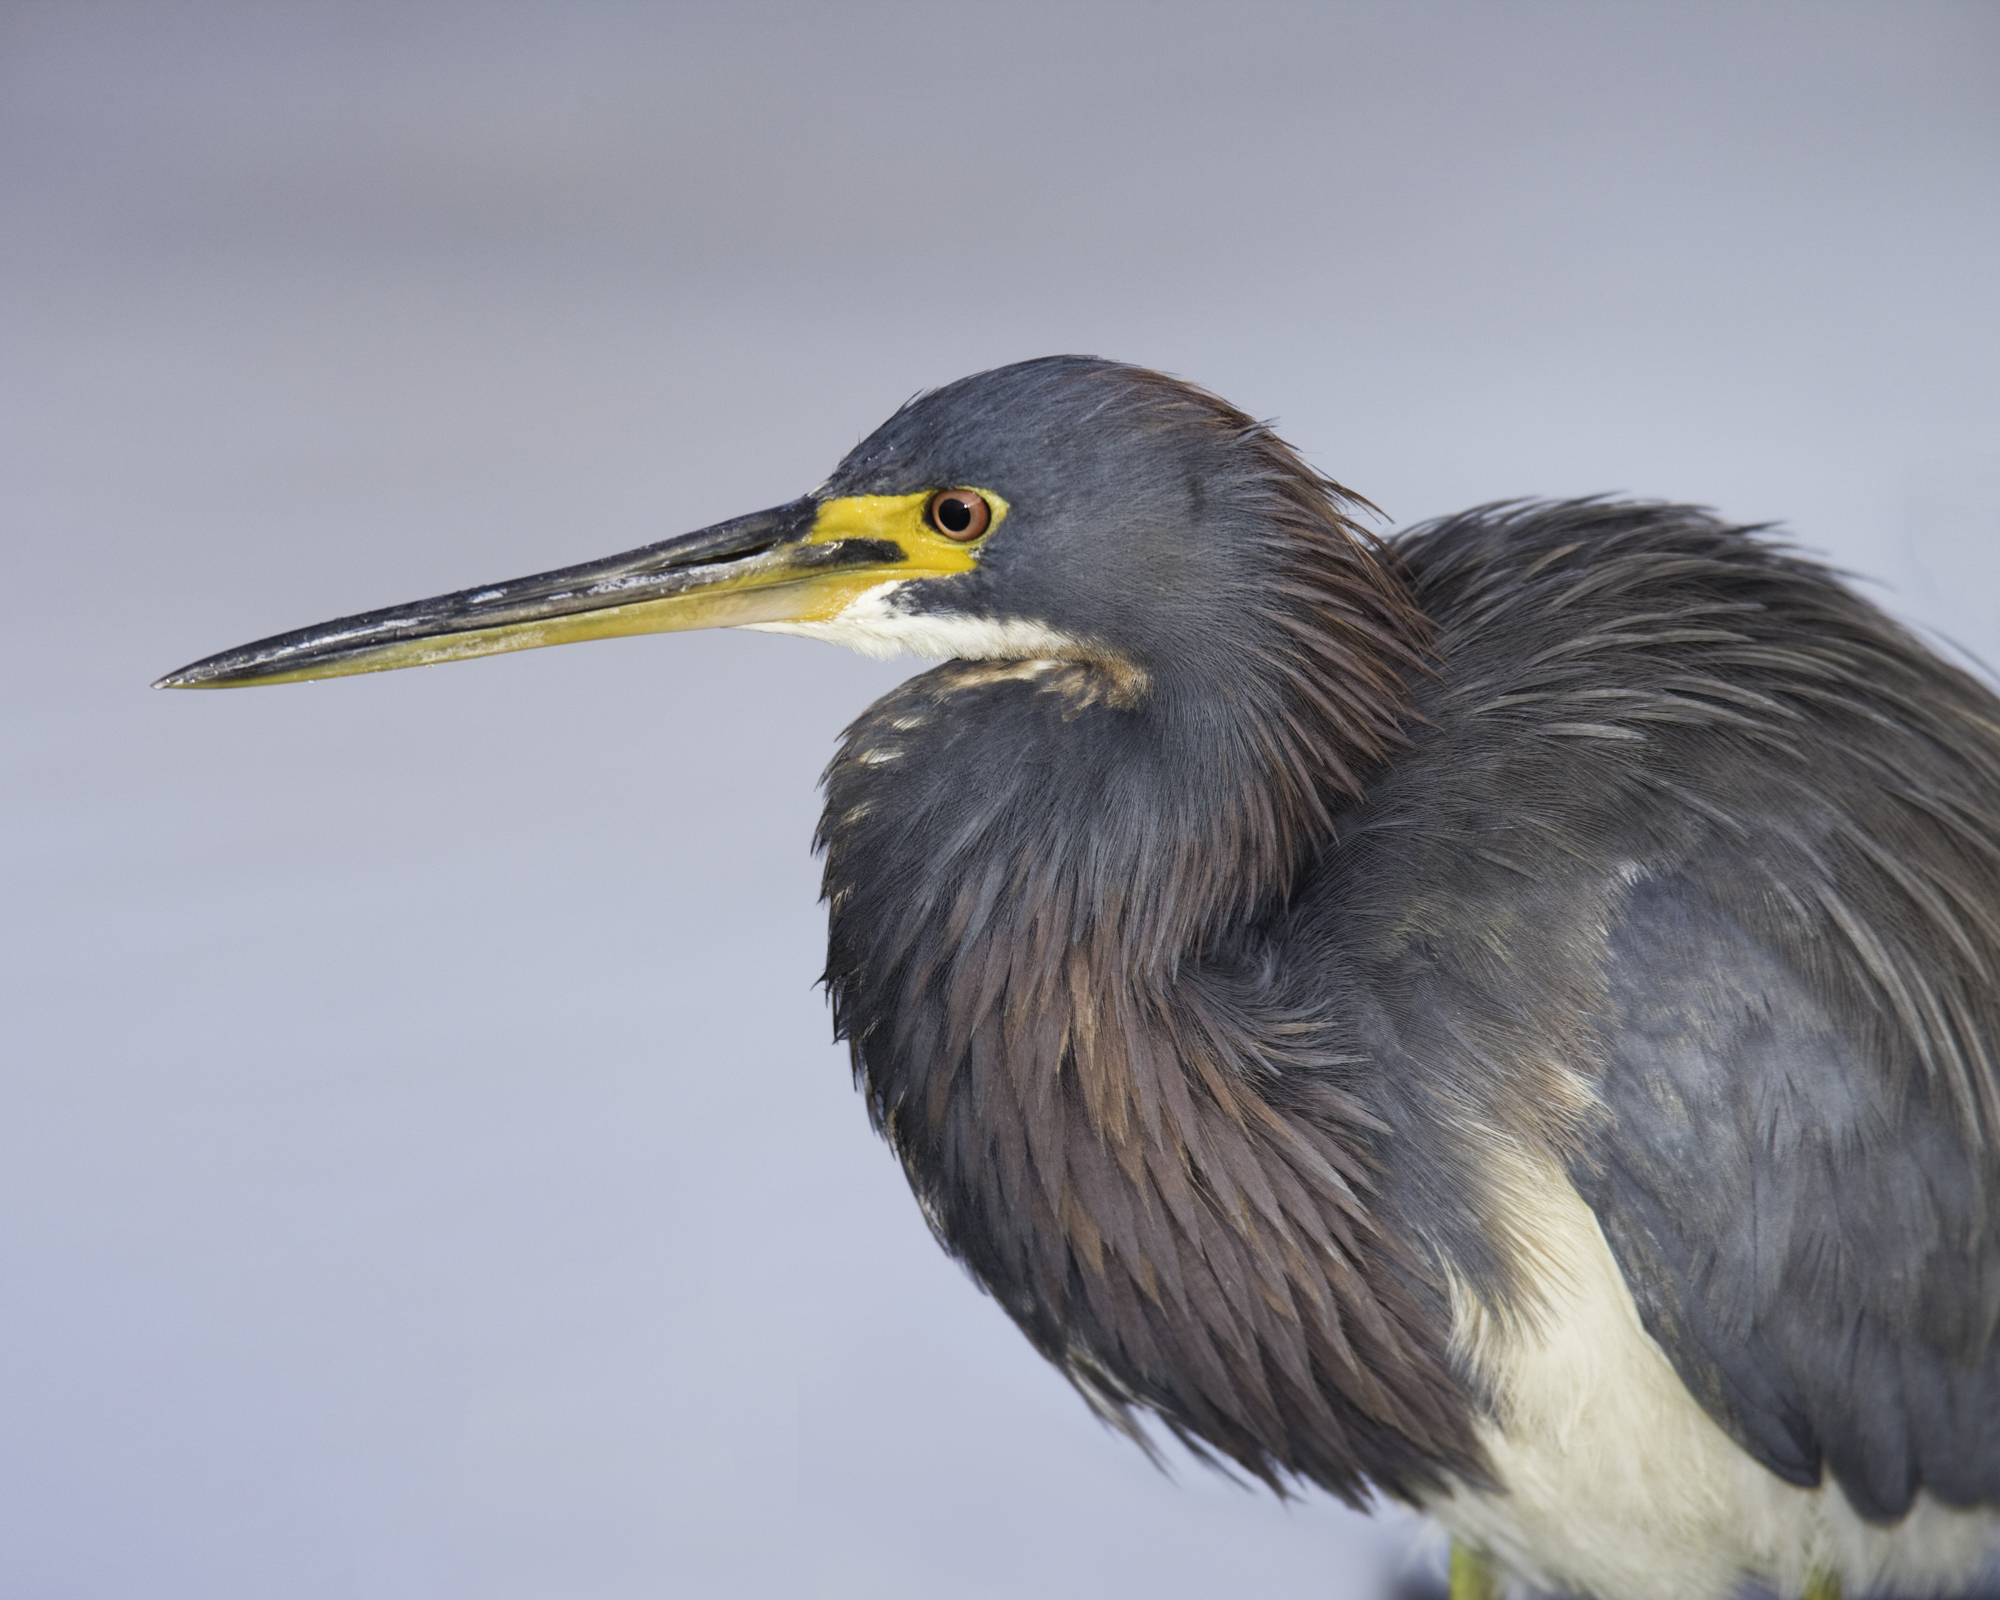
[{"xmin": 3, "ymin": 4, "xmax": 1998, "ymax": 1598}]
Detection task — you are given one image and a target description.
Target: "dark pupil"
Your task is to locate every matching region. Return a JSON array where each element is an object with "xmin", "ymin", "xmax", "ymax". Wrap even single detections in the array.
[{"xmin": 936, "ymin": 495, "xmax": 974, "ymax": 534}]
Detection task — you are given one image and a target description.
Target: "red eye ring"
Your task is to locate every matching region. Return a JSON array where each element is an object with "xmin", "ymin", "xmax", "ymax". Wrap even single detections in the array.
[{"xmin": 927, "ymin": 489, "xmax": 992, "ymax": 542}]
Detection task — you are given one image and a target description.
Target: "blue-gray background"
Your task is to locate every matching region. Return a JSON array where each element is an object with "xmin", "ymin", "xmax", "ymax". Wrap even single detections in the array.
[{"xmin": 4, "ymin": 4, "xmax": 1997, "ymax": 1597}]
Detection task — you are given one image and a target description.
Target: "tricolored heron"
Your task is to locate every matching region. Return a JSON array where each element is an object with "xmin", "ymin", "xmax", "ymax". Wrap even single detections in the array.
[{"xmin": 159, "ymin": 357, "xmax": 2000, "ymax": 1600}]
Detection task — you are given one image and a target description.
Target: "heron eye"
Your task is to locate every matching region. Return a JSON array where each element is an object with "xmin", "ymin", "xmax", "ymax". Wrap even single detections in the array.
[{"xmin": 927, "ymin": 489, "xmax": 992, "ymax": 542}]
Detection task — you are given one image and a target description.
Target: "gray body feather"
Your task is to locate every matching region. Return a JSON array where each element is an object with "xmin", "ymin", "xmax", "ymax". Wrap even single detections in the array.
[{"xmin": 1369, "ymin": 504, "xmax": 2000, "ymax": 1521}]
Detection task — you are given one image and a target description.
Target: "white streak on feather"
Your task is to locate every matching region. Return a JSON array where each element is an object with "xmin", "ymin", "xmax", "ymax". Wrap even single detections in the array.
[{"xmin": 742, "ymin": 580, "xmax": 1087, "ymax": 662}]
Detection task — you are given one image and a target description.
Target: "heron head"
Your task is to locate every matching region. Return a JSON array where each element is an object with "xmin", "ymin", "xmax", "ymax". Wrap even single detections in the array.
[
  {"xmin": 155, "ymin": 357, "xmax": 1415, "ymax": 708},
  {"xmin": 765, "ymin": 356, "xmax": 1387, "ymax": 689}
]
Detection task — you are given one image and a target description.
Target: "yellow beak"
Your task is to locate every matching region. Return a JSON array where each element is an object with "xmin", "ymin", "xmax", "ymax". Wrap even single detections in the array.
[{"xmin": 154, "ymin": 491, "xmax": 999, "ymax": 689}]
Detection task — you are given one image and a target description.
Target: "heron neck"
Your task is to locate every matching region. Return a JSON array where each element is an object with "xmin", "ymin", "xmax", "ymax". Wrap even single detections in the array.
[{"xmin": 814, "ymin": 648, "xmax": 1477, "ymax": 1502}]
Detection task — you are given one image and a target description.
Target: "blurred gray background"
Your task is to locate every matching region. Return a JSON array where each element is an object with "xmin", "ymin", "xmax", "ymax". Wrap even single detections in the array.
[{"xmin": 3, "ymin": 3, "xmax": 1997, "ymax": 1597}]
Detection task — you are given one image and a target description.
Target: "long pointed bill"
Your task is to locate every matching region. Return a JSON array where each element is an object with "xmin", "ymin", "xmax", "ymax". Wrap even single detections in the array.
[{"xmin": 154, "ymin": 492, "xmax": 992, "ymax": 689}]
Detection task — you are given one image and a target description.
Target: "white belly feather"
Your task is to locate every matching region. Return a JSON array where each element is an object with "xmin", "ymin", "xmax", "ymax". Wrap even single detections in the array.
[{"xmin": 1427, "ymin": 1152, "xmax": 1999, "ymax": 1600}]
